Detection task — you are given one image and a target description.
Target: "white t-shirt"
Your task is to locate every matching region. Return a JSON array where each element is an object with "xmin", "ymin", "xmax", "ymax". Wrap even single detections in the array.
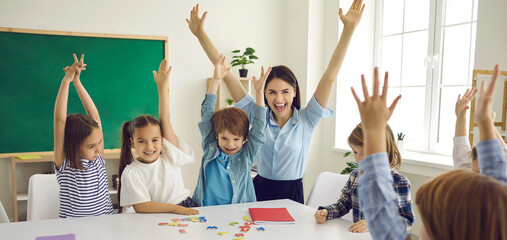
[
  {"xmin": 453, "ymin": 136, "xmax": 507, "ymax": 171},
  {"xmin": 120, "ymin": 137, "xmax": 194, "ymax": 209}
]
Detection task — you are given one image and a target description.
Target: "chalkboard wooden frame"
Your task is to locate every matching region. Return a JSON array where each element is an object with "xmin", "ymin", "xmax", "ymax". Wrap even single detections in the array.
[{"xmin": 0, "ymin": 27, "xmax": 168, "ymax": 158}]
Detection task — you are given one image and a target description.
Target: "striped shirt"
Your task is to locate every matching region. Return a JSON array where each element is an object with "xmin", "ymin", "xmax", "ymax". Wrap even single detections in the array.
[
  {"xmin": 55, "ymin": 155, "xmax": 114, "ymax": 218},
  {"xmin": 320, "ymin": 169, "xmax": 414, "ymax": 227}
]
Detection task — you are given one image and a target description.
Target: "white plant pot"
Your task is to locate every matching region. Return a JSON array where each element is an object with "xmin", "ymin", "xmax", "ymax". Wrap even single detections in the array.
[{"xmin": 397, "ymin": 140, "xmax": 404, "ymax": 156}]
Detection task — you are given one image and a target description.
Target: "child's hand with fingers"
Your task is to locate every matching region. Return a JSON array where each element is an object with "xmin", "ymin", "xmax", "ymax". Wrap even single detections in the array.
[
  {"xmin": 349, "ymin": 219, "xmax": 369, "ymax": 233},
  {"xmin": 314, "ymin": 209, "xmax": 328, "ymax": 224},
  {"xmin": 351, "ymin": 68, "xmax": 401, "ymax": 132},
  {"xmin": 474, "ymin": 65, "xmax": 499, "ymax": 125},
  {"xmin": 71, "ymin": 53, "xmax": 87, "ymax": 83},
  {"xmin": 62, "ymin": 53, "xmax": 86, "ymax": 83},
  {"xmin": 153, "ymin": 59, "xmax": 172, "ymax": 88},
  {"xmin": 213, "ymin": 54, "xmax": 230, "ymax": 80},
  {"xmin": 455, "ymin": 88, "xmax": 478, "ymax": 117},
  {"xmin": 174, "ymin": 205, "xmax": 199, "ymax": 215}
]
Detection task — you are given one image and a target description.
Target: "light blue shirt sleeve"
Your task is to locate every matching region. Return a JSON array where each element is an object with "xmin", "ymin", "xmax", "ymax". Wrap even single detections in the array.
[
  {"xmin": 233, "ymin": 93, "xmax": 256, "ymax": 123},
  {"xmin": 198, "ymin": 94, "xmax": 217, "ymax": 150},
  {"xmin": 243, "ymin": 104, "xmax": 267, "ymax": 164},
  {"xmin": 477, "ymin": 139, "xmax": 507, "ymax": 185},
  {"xmin": 357, "ymin": 153, "xmax": 410, "ymax": 240},
  {"xmin": 300, "ymin": 95, "xmax": 334, "ymax": 128}
]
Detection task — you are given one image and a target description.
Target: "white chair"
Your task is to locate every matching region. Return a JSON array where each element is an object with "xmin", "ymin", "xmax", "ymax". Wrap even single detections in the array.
[
  {"xmin": 27, "ymin": 174, "xmax": 59, "ymax": 221},
  {"xmin": 306, "ymin": 171, "xmax": 353, "ymax": 222},
  {"xmin": 0, "ymin": 201, "xmax": 9, "ymax": 223}
]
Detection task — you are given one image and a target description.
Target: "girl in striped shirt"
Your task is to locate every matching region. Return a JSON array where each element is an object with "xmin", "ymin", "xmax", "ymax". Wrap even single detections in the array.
[{"xmin": 53, "ymin": 53, "xmax": 114, "ymax": 218}]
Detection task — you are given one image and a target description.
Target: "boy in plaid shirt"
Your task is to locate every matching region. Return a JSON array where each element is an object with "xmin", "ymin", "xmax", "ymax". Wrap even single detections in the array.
[{"xmin": 314, "ymin": 124, "xmax": 414, "ymax": 232}]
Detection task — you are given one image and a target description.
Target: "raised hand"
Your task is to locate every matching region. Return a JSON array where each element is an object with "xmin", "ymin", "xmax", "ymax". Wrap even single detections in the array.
[
  {"xmin": 153, "ymin": 59, "xmax": 172, "ymax": 88},
  {"xmin": 455, "ymin": 88, "xmax": 478, "ymax": 117},
  {"xmin": 186, "ymin": 4, "xmax": 208, "ymax": 37},
  {"xmin": 339, "ymin": 0, "xmax": 365, "ymax": 29},
  {"xmin": 72, "ymin": 53, "xmax": 86, "ymax": 82},
  {"xmin": 63, "ymin": 53, "xmax": 86, "ymax": 83},
  {"xmin": 351, "ymin": 67, "xmax": 401, "ymax": 131},
  {"xmin": 252, "ymin": 66, "xmax": 272, "ymax": 107},
  {"xmin": 474, "ymin": 65, "xmax": 499, "ymax": 125},
  {"xmin": 213, "ymin": 54, "xmax": 230, "ymax": 80},
  {"xmin": 252, "ymin": 66, "xmax": 272, "ymax": 93}
]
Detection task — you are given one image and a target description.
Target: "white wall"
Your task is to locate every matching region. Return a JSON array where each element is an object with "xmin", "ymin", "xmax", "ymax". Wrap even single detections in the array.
[
  {"xmin": 474, "ymin": 0, "xmax": 507, "ymax": 69},
  {"xmin": 0, "ymin": 0, "xmax": 285, "ymax": 221}
]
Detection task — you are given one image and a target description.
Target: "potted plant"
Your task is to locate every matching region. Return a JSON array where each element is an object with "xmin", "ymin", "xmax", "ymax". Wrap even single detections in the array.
[
  {"xmin": 397, "ymin": 132, "xmax": 405, "ymax": 155},
  {"xmin": 231, "ymin": 47, "xmax": 258, "ymax": 77},
  {"xmin": 225, "ymin": 98, "xmax": 234, "ymax": 107}
]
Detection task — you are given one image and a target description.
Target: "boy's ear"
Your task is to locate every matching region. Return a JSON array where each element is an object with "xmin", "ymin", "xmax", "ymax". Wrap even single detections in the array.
[
  {"xmin": 243, "ymin": 138, "xmax": 248, "ymax": 144},
  {"xmin": 130, "ymin": 137, "xmax": 134, "ymax": 148}
]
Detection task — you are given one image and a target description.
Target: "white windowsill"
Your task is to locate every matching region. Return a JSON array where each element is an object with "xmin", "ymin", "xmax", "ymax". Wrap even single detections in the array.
[{"xmin": 332, "ymin": 147, "xmax": 454, "ymax": 178}]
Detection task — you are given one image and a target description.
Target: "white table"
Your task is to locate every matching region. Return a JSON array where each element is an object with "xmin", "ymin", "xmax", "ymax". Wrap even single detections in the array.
[{"xmin": 0, "ymin": 199, "xmax": 372, "ymax": 240}]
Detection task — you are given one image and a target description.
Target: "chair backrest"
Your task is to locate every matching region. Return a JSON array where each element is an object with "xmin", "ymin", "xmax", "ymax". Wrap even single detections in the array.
[
  {"xmin": 27, "ymin": 174, "xmax": 59, "ymax": 221},
  {"xmin": 0, "ymin": 201, "xmax": 9, "ymax": 223},
  {"xmin": 306, "ymin": 172, "xmax": 353, "ymax": 222}
]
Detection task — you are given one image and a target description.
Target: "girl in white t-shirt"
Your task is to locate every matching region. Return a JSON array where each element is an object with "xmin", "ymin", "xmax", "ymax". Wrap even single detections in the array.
[
  {"xmin": 453, "ymin": 88, "xmax": 507, "ymax": 172},
  {"xmin": 118, "ymin": 59, "xmax": 199, "ymax": 214}
]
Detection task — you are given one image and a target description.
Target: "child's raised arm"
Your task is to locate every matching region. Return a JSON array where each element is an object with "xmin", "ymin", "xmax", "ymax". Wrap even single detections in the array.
[
  {"xmin": 54, "ymin": 54, "xmax": 84, "ymax": 168},
  {"xmin": 153, "ymin": 59, "xmax": 178, "ymax": 147},
  {"xmin": 187, "ymin": 4, "xmax": 247, "ymax": 102},
  {"xmin": 314, "ymin": 0, "xmax": 364, "ymax": 108},
  {"xmin": 351, "ymin": 68, "xmax": 400, "ymax": 157},
  {"xmin": 71, "ymin": 54, "xmax": 104, "ymax": 156},
  {"xmin": 475, "ymin": 65, "xmax": 500, "ymax": 142},
  {"xmin": 352, "ymin": 68, "xmax": 407, "ymax": 239},
  {"xmin": 252, "ymin": 66, "xmax": 272, "ymax": 107},
  {"xmin": 454, "ymin": 88, "xmax": 478, "ymax": 137},
  {"xmin": 475, "ymin": 64, "xmax": 507, "ymax": 184},
  {"xmin": 207, "ymin": 54, "xmax": 230, "ymax": 95}
]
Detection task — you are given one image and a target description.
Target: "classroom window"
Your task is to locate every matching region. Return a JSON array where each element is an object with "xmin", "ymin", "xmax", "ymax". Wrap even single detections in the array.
[{"xmin": 335, "ymin": 0, "xmax": 479, "ymax": 155}]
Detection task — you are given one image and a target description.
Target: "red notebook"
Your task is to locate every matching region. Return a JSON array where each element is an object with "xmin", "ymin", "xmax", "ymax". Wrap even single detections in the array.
[{"xmin": 248, "ymin": 207, "xmax": 295, "ymax": 224}]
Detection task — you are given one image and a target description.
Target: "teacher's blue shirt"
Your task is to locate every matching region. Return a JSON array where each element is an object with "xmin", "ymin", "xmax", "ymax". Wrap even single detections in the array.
[{"xmin": 234, "ymin": 94, "xmax": 333, "ymax": 180}]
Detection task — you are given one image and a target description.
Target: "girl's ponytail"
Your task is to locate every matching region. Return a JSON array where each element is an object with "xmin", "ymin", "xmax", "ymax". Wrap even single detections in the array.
[{"xmin": 118, "ymin": 121, "xmax": 133, "ymax": 213}]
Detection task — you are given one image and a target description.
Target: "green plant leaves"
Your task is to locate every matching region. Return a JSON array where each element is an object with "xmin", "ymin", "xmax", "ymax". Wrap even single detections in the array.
[
  {"xmin": 230, "ymin": 47, "xmax": 257, "ymax": 68},
  {"xmin": 340, "ymin": 161, "xmax": 358, "ymax": 175}
]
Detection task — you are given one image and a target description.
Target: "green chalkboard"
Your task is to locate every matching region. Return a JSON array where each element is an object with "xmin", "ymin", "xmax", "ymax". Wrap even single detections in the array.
[{"xmin": 0, "ymin": 28, "xmax": 167, "ymax": 154}]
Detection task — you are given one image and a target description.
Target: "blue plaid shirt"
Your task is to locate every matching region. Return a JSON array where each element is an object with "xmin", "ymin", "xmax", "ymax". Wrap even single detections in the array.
[
  {"xmin": 358, "ymin": 139, "xmax": 507, "ymax": 240},
  {"xmin": 320, "ymin": 169, "xmax": 414, "ymax": 227}
]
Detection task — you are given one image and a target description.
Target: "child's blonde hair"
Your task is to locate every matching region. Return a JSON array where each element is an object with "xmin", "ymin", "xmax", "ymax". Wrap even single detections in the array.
[
  {"xmin": 347, "ymin": 123, "xmax": 401, "ymax": 169},
  {"xmin": 416, "ymin": 170, "xmax": 507, "ymax": 240}
]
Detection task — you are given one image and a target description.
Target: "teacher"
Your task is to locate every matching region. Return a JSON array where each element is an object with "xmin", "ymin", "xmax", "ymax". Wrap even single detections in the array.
[{"xmin": 187, "ymin": 0, "xmax": 364, "ymax": 203}]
